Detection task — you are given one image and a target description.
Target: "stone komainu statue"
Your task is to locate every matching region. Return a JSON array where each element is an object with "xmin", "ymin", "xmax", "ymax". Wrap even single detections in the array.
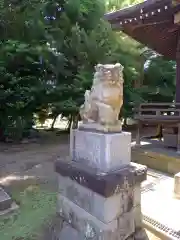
[{"xmin": 80, "ymin": 63, "xmax": 124, "ymax": 128}]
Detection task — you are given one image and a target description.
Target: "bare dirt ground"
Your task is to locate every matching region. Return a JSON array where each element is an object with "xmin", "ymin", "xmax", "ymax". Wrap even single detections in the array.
[
  {"xmin": 0, "ymin": 125, "xmax": 158, "ymax": 182},
  {"xmin": 0, "ymin": 130, "xmax": 161, "ymax": 240},
  {"xmin": 0, "ymin": 132, "xmax": 69, "ymax": 182}
]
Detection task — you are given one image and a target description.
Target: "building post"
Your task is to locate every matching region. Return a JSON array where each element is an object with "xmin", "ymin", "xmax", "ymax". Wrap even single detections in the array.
[
  {"xmin": 176, "ymin": 32, "xmax": 180, "ymax": 152},
  {"xmin": 176, "ymin": 31, "xmax": 180, "ymax": 103}
]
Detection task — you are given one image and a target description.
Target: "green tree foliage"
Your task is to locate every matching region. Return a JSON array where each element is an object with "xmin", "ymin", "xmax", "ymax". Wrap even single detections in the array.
[
  {"xmin": 142, "ymin": 56, "xmax": 176, "ymax": 103},
  {"xmin": 0, "ymin": 0, "xmax": 176, "ymax": 140},
  {"xmin": 0, "ymin": 40, "xmax": 48, "ymax": 140},
  {"xmin": 105, "ymin": 0, "xmax": 143, "ymax": 12},
  {"xmin": 0, "ymin": 0, "xmax": 118, "ymax": 139},
  {"xmin": 41, "ymin": 0, "xmax": 118, "ymax": 128}
]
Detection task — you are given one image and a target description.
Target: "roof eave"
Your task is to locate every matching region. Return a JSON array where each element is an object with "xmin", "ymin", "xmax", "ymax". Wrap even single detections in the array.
[{"xmin": 105, "ymin": 0, "xmax": 172, "ymax": 22}]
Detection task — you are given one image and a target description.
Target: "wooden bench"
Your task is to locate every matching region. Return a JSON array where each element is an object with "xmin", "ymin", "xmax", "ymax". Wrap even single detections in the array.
[{"xmin": 134, "ymin": 103, "xmax": 180, "ymax": 152}]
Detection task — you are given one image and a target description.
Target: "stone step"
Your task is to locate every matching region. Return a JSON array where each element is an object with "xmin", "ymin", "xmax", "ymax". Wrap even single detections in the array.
[{"xmin": 0, "ymin": 187, "xmax": 12, "ymax": 212}]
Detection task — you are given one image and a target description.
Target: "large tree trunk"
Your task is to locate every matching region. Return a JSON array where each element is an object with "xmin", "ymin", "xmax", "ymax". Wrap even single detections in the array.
[
  {"xmin": 123, "ymin": 118, "xmax": 127, "ymax": 127},
  {"xmin": 51, "ymin": 114, "xmax": 58, "ymax": 130},
  {"xmin": 72, "ymin": 114, "xmax": 79, "ymax": 129},
  {"xmin": 67, "ymin": 114, "xmax": 79, "ymax": 132},
  {"xmin": 67, "ymin": 115, "xmax": 73, "ymax": 132}
]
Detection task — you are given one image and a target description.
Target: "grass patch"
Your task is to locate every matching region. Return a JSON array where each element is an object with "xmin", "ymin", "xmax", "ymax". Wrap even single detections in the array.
[{"xmin": 0, "ymin": 183, "xmax": 57, "ymax": 240}]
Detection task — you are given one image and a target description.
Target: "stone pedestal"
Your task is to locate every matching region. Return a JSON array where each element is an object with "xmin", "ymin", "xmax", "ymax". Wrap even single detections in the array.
[
  {"xmin": 70, "ymin": 129, "xmax": 131, "ymax": 172},
  {"xmin": 55, "ymin": 158, "xmax": 147, "ymax": 239},
  {"xmin": 0, "ymin": 187, "xmax": 12, "ymax": 212},
  {"xmin": 56, "ymin": 127, "xmax": 147, "ymax": 239}
]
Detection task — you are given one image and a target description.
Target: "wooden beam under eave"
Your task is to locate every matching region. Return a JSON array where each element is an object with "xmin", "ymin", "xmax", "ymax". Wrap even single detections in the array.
[
  {"xmin": 112, "ymin": 20, "xmax": 172, "ymax": 33},
  {"xmin": 133, "ymin": 19, "xmax": 173, "ymax": 29},
  {"xmin": 111, "ymin": 22, "xmax": 123, "ymax": 31}
]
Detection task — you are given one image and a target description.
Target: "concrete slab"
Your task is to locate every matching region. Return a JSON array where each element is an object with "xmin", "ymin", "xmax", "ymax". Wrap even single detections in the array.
[
  {"xmin": 132, "ymin": 139, "xmax": 180, "ymax": 175},
  {"xmin": 142, "ymin": 169, "xmax": 180, "ymax": 239}
]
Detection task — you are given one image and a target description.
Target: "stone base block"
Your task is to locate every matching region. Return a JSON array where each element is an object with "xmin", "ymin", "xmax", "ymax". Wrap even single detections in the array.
[
  {"xmin": 133, "ymin": 185, "xmax": 141, "ymax": 207},
  {"xmin": 59, "ymin": 224, "xmax": 82, "ymax": 240},
  {"xmin": 58, "ymin": 194, "xmax": 135, "ymax": 240},
  {"xmin": 59, "ymin": 223, "xmax": 145, "ymax": 240},
  {"xmin": 134, "ymin": 229, "xmax": 149, "ymax": 240},
  {"xmin": 133, "ymin": 205, "xmax": 142, "ymax": 229},
  {"xmin": 0, "ymin": 188, "xmax": 12, "ymax": 212},
  {"xmin": 56, "ymin": 160, "xmax": 146, "ymax": 240},
  {"xmin": 58, "ymin": 175, "xmax": 133, "ymax": 223},
  {"xmin": 70, "ymin": 129, "xmax": 131, "ymax": 172},
  {"xmin": 55, "ymin": 160, "xmax": 147, "ymax": 198},
  {"xmin": 174, "ymin": 172, "xmax": 180, "ymax": 198}
]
